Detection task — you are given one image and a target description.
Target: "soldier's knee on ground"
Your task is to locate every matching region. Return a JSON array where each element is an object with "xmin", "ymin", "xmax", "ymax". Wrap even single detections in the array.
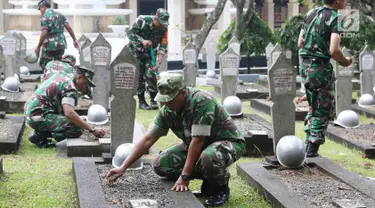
[
  {"xmin": 198, "ymin": 151, "xmax": 230, "ymax": 186},
  {"xmin": 152, "ymin": 152, "xmax": 180, "ymax": 180}
]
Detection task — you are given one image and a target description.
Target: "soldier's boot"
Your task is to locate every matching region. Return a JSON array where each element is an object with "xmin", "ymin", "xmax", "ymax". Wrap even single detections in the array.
[
  {"xmin": 306, "ymin": 142, "xmax": 320, "ymax": 158},
  {"xmin": 205, "ymin": 184, "xmax": 230, "ymax": 207},
  {"xmin": 193, "ymin": 180, "xmax": 211, "ymax": 198},
  {"xmin": 150, "ymin": 92, "xmax": 158, "ymax": 110},
  {"xmin": 138, "ymin": 92, "xmax": 150, "ymax": 110},
  {"xmin": 28, "ymin": 131, "xmax": 55, "ymax": 148}
]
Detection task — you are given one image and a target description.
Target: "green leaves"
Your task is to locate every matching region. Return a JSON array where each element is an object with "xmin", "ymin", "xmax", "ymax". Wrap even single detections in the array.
[
  {"xmin": 275, "ymin": 14, "xmax": 304, "ymax": 54},
  {"xmin": 112, "ymin": 16, "xmax": 127, "ymax": 25}
]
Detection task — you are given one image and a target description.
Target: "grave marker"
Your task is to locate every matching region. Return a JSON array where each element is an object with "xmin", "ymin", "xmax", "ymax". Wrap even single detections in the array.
[
  {"xmin": 110, "ymin": 45, "xmax": 140, "ymax": 155},
  {"xmin": 359, "ymin": 45, "xmax": 375, "ymax": 95},
  {"xmin": 78, "ymin": 34, "xmax": 87, "ymax": 48},
  {"xmin": 91, "ymin": 33, "xmax": 111, "ymax": 111},
  {"xmin": 205, "ymin": 36, "xmax": 217, "ymax": 80},
  {"xmin": 182, "ymin": 40, "xmax": 197, "ymax": 87},
  {"xmin": 80, "ymin": 38, "xmax": 92, "ymax": 68},
  {"xmin": 334, "ymin": 60, "xmax": 355, "ymax": 116},
  {"xmin": 18, "ymin": 33, "xmax": 27, "ymax": 68},
  {"xmin": 228, "ymin": 36, "xmax": 240, "ymax": 56},
  {"xmin": 285, "ymin": 49, "xmax": 292, "ymax": 63},
  {"xmin": 265, "ymin": 42, "xmax": 274, "ymax": 68},
  {"xmin": 219, "ymin": 46, "xmax": 240, "ymax": 103},
  {"xmin": 12, "ymin": 33, "xmax": 22, "ymax": 77},
  {"xmin": 268, "ymin": 52, "xmax": 296, "ymax": 153},
  {"xmin": 159, "ymin": 54, "xmax": 168, "ymax": 72},
  {"xmin": 0, "ymin": 32, "xmax": 17, "ymax": 78},
  {"xmin": 270, "ymin": 43, "xmax": 282, "ymax": 67}
]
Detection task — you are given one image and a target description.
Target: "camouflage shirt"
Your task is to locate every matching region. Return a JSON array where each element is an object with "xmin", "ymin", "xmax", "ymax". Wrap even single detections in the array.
[
  {"xmin": 25, "ymin": 73, "xmax": 78, "ymax": 120},
  {"xmin": 148, "ymin": 88, "xmax": 244, "ymax": 147},
  {"xmin": 41, "ymin": 8, "xmax": 68, "ymax": 51},
  {"xmin": 299, "ymin": 7, "xmax": 343, "ymax": 60},
  {"xmin": 127, "ymin": 15, "xmax": 168, "ymax": 59},
  {"xmin": 43, "ymin": 60, "xmax": 75, "ymax": 81}
]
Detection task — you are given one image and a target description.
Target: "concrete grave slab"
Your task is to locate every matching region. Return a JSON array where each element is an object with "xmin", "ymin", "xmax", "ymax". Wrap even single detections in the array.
[
  {"xmin": 73, "ymin": 158, "xmax": 204, "ymax": 208},
  {"xmin": 67, "ymin": 120, "xmax": 151, "ymax": 157},
  {"xmin": 326, "ymin": 124, "xmax": 375, "ymax": 158},
  {"xmin": 0, "ymin": 82, "xmax": 37, "ymax": 113},
  {"xmin": 351, "ymin": 103, "xmax": 375, "ymax": 119},
  {"xmin": 237, "ymin": 157, "xmax": 375, "ymax": 208},
  {"xmin": 232, "ymin": 114, "xmax": 274, "ymax": 156},
  {"xmin": 0, "ymin": 115, "xmax": 26, "ymax": 154},
  {"xmin": 20, "ymin": 74, "xmax": 41, "ymax": 83},
  {"xmin": 214, "ymin": 83, "xmax": 268, "ymax": 99}
]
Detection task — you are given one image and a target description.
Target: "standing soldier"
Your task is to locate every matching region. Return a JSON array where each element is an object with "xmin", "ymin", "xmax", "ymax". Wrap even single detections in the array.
[
  {"xmin": 298, "ymin": 0, "xmax": 354, "ymax": 157},
  {"xmin": 127, "ymin": 8, "xmax": 169, "ymax": 110},
  {"xmin": 25, "ymin": 66, "xmax": 105, "ymax": 148},
  {"xmin": 35, "ymin": 0, "xmax": 79, "ymax": 71},
  {"xmin": 105, "ymin": 74, "xmax": 246, "ymax": 207}
]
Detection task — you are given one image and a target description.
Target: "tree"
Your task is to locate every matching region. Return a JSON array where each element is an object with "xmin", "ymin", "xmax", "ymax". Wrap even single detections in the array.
[
  {"xmin": 275, "ymin": 15, "xmax": 304, "ymax": 54},
  {"xmin": 348, "ymin": 0, "xmax": 375, "ymax": 20}
]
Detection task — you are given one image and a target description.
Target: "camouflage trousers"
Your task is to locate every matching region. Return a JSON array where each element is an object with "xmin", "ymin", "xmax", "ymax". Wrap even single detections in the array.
[
  {"xmin": 39, "ymin": 48, "xmax": 65, "ymax": 70},
  {"xmin": 137, "ymin": 57, "xmax": 158, "ymax": 97},
  {"xmin": 27, "ymin": 113, "xmax": 82, "ymax": 142},
  {"xmin": 300, "ymin": 57, "xmax": 335, "ymax": 144},
  {"xmin": 152, "ymin": 140, "xmax": 246, "ymax": 186}
]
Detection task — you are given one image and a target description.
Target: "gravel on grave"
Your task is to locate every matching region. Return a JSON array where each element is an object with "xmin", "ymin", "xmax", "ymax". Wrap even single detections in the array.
[
  {"xmin": 329, "ymin": 124, "xmax": 375, "ymax": 145},
  {"xmin": 82, "ymin": 120, "xmax": 110, "ymax": 142},
  {"xmin": 268, "ymin": 166, "xmax": 375, "ymax": 208},
  {"xmin": 76, "ymin": 98, "xmax": 93, "ymax": 109},
  {"xmin": 97, "ymin": 164, "xmax": 174, "ymax": 208},
  {"xmin": 254, "ymin": 98, "xmax": 310, "ymax": 112},
  {"xmin": 0, "ymin": 118, "xmax": 16, "ymax": 142},
  {"xmin": 0, "ymin": 90, "xmax": 23, "ymax": 101},
  {"xmin": 232, "ymin": 116, "xmax": 272, "ymax": 138}
]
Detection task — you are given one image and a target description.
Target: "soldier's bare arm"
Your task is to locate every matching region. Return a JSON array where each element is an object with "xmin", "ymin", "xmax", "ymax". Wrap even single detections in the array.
[
  {"xmin": 35, "ymin": 29, "xmax": 48, "ymax": 56},
  {"xmin": 298, "ymin": 29, "xmax": 304, "ymax": 49},
  {"xmin": 330, "ymin": 33, "xmax": 352, "ymax": 66},
  {"xmin": 63, "ymin": 15, "xmax": 78, "ymax": 48}
]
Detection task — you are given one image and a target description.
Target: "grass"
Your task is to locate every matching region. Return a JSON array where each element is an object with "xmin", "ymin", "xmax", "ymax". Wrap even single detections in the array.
[{"xmin": 0, "ymin": 85, "xmax": 374, "ymax": 208}]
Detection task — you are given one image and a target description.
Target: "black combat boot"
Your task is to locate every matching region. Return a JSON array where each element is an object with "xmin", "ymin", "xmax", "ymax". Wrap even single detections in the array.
[
  {"xmin": 138, "ymin": 92, "xmax": 150, "ymax": 110},
  {"xmin": 306, "ymin": 142, "xmax": 321, "ymax": 158},
  {"xmin": 193, "ymin": 180, "xmax": 211, "ymax": 198},
  {"xmin": 205, "ymin": 184, "xmax": 230, "ymax": 207},
  {"xmin": 28, "ymin": 131, "xmax": 55, "ymax": 148},
  {"xmin": 149, "ymin": 92, "xmax": 158, "ymax": 110}
]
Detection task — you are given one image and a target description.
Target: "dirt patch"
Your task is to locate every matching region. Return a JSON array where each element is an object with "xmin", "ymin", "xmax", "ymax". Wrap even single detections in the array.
[
  {"xmin": 0, "ymin": 118, "xmax": 16, "ymax": 142},
  {"xmin": 329, "ymin": 124, "xmax": 375, "ymax": 146},
  {"xmin": 268, "ymin": 166, "xmax": 375, "ymax": 208},
  {"xmin": 0, "ymin": 90, "xmax": 23, "ymax": 101},
  {"xmin": 232, "ymin": 116, "xmax": 272, "ymax": 138},
  {"xmin": 97, "ymin": 164, "xmax": 174, "ymax": 208}
]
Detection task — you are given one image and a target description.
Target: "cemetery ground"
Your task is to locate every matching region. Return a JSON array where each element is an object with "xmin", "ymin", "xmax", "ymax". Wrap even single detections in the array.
[{"xmin": 1, "ymin": 85, "xmax": 375, "ymax": 208}]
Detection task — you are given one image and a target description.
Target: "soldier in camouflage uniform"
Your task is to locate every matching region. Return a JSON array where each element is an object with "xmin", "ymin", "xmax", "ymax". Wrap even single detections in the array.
[
  {"xmin": 127, "ymin": 8, "xmax": 169, "ymax": 110},
  {"xmin": 35, "ymin": 0, "xmax": 79, "ymax": 70},
  {"xmin": 298, "ymin": 0, "xmax": 353, "ymax": 157},
  {"xmin": 42, "ymin": 55, "xmax": 76, "ymax": 81},
  {"xmin": 25, "ymin": 66, "xmax": 105, "ymax": 148},
  {"xmin": 106, "ymin": 74, "xmax": 246, "ymax": 207}
]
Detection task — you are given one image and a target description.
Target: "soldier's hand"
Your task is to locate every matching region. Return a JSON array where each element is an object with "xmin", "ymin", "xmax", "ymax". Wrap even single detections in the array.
[
  {"xmin": 142, "ymin": 40, "xmax": 152, "ymax": 48},
  {"xmin": 73, "ymin": 40, "xmax": 79, "ymax": 49},
  {"xmin": 105, "ymin": 168, "xmax": 125, "ymax": 186},
  {"xmin": 93, "ymin": 129, "xmax": 105, "ymax": 138},
  {"xmin": 171, "ymin": 177, "xmax": 190, "ymax": 192}
]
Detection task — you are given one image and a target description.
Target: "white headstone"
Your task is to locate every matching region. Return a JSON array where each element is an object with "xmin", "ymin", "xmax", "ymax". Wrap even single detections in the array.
[
  {"xmin": 0, "ymin": 33, "xmax": 17, "ymax": 78},
  {"xmin": 228, "ymin": 36, "xmax": 240, "ymax": 56},
  {"xmin": 182, "ymin": 40, "xmax": 197, "ymax": 87},
  {"xmin": 80, "ymin": 38, "xmax": 92, "ymax": 68},
  {"xmin": 219, "ymin": 46, "xmax": 240, "ymax": 103},
  {"xmin": 206, "ymin": 36, "xmax": 217, "ymax": 80},
  {"xmin": 78, "ymin": 34, "xmax": 87, "ymax": 49},
  {"xmin": 334, "ymin": 59, "xmax": 354, "ymax": 116},
  {"xmin": 268, "ymin": 52, "xmax": 296, "ymax": 153},
  {"xmin": 91, "ymin": 33, "xmax": 112, "ymax": 111},
  {"xmin": 359, "ymin": 45, "xmax": 375, "ymax": 95},
  {"xmin": 265, "ymin": 42, "xmax": 274, "ymax": 68},
  {"xmin": 110, "ymin": 45, "xmax": 140, "ymax": 155},
  {"xmin": 270, "ymin": 43, "xmax": 282, "ymax": 67}
]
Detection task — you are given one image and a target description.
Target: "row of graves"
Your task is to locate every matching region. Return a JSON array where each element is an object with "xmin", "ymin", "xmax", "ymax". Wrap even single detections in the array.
[{"xmin": 196, "ymin": 39, "xmax": 375, "ymax": 207}]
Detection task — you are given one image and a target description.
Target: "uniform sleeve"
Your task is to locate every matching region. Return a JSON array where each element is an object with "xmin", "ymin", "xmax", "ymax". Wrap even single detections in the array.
[
  {"xmin": 191, "ymin": 99, "xmax": 216, "ymax": 137},
  {"xmin": 158, "ymin": 30, "xmax": 168, "ymax": 55},
  {"xmin": 63, "ymin": 14, "xmax": 69, "ymax": 26},
  {"xmin": 147, "ymin": 109, "xmax": 169, "ymax": 138},
  {"xmin": 60, "ymin": 82, "xmax": 78, "ymax": 107},
  {"xmin": 127, "ymin": 17, "xmax": 146, "ymax": 51},
  {"xmin": 328, "ymin": 16, "xmax": 342, "ymax": 34},
  {"xmin": 40, "ymin": 15, "xmax": 49, "ymax": 31}
]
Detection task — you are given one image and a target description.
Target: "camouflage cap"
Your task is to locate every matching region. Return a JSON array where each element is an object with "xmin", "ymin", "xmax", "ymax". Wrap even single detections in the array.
[
  {"xmin": 61, "ymin": 55, "xmax": 76, "ymax": 67},
  {"xmin": 75, "ymin": 65, "xmax": 96, "ymax": 87},
  {"xmin": 155, "ymin": 8, "xmax": 169, "ymax": 28},
  {"xmin": 154, "ymin": 73, "xmax": 185, "ymax": 103},
  {"xmin": 37, "ymin": 0, "xmax": 51, "ymax": 10}
]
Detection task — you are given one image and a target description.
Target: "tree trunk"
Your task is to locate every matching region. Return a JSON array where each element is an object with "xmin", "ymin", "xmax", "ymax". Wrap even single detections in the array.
[
  {"xmin": 234, "ymin": 0, "xmax": 245, "ymax": 39},
  {"xmin": 193, "ymin": 0, "xmax": 228, "ymax": 56}
]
